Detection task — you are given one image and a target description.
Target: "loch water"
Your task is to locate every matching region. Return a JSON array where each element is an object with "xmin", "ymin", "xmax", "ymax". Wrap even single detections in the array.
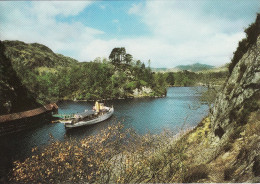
[{"xmin": 0, "ymin": 87, "xmax": 208, "ymax": 178}]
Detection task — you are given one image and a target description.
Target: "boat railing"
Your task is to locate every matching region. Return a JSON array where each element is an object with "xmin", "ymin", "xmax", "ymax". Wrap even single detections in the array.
[{"xmin": 53, "ymin": 114, "xmax": 75, "ymax": 119}]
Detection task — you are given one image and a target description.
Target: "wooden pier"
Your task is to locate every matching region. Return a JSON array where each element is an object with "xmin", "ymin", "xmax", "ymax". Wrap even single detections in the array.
[{"xmin": 0, "ymin": 103, "xmax": 58, "ymax": 136}]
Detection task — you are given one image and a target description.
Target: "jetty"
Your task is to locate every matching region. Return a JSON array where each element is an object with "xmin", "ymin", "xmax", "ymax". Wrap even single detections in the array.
[{"xmin": 0, "ymin": 103, "xmax": 58, "ymax": 136}]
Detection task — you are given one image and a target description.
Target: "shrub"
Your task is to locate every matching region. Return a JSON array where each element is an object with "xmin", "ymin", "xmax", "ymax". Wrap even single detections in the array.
[
  {"xmin": 9, "ymin": 123, "xmax": 176, "ymax": 183},
  {"xmin": 9, "ymin": 122, "xmax": 212, "ymax": 183},
  {"xmin": 228, "ymin": 13, "xmax": 260, "ymax": 74}
]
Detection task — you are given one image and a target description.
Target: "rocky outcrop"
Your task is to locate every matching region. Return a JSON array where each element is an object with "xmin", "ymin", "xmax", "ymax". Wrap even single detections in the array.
[
  {"xmin": 203, "ymin": 16, "xmax": 260, "ymax": 182},
  {"xmin": 132, "ymin": 86, "xmax": 153, "ymax": 97},
  {"xmin": 210, "ymin": 35, "xmax": 260, "ymax": 142}
]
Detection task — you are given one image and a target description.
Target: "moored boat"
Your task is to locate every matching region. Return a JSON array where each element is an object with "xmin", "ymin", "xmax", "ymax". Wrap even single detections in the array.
[{"xmin": 61, "ymin": 101, "xmax": 114, "ymax": 128}]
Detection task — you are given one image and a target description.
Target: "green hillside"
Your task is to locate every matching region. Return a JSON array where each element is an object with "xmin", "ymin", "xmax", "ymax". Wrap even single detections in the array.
[
  {"xmin": 2, "ymin": 42, "xmax": 167, "ymax": 105},
  {"xmin": 3, "ymin": 40, "xmax": 77, "ymax": 69},
  {"xmin": 0, "ymin": 41, "xmax": 40, "ymax": 115}
]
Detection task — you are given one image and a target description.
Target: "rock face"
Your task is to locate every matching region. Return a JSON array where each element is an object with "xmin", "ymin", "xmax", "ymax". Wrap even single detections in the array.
[
  {"xmin": 205, "ymin": 17, "xmax": 260, "ymax": 182},
  {"xmin": 132, "ymin": 86, "xmax": 153, "ymax": 97},
  {"xmin": 210, "ymin": 35, "xmax": 260, "ymax": 142}
]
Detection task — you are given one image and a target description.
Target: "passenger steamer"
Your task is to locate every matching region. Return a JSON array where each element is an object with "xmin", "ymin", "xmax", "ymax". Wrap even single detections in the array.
[{"xmin": 61, "ymin": 101, "xmax": 114, "ymax": 128}]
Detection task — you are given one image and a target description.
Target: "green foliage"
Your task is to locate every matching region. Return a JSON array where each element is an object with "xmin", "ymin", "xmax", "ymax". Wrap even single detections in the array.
[
  {"xmin": 124, "ymin": 53, "xmax": 133, "ymax": 64},
  {"xmin": 164, "ymin": 69, "xmax": 228, "ymax": 88},
  {"xmin": 3, "ymin": 40, "xmax": 77, "ymax": 69},
  {"xmin": 172, "ymin": 71, "xmax": 196, "ymax": 86},
  {"xmin": 109, "ymin": 47, "xmax": 127, "ymax": 64},
  {"xmin": 229, "ymin": 13, "xmax": 260, "ymax": 74},
  {"xmin": 2, "ymin": 42, "xmax": 167, "ymax": 103},
  {"xmin": 166, "ymin": 72, "xmax": 175, "ymax": 86},
  {"xmin": 140, "ymin": 80, "xmax": 147, "ymax": 86},
  {"xmin": 0, "ymin": 41, "xmax": 40, "ymax": 115},
  {"xmin": 126, "ymin": 81, "xmax": 138, "ymax": 90},
  {"xmin": 3, "ymin": 41, "xmax": 227, "ymax": 105}
]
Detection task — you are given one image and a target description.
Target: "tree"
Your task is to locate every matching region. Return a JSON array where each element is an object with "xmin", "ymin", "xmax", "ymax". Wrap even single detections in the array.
[
  {"xmin": 124, "ymin": 53, "xmax": 133, "ymax": 64},
  {"xmin": 109, "ymin": 48, "xmax": 119, "ymax": 64},
  {"xmin": 148, "ymin": 59, "xmax": 151, "ymax": 68},
  {"xmin": 119, "ymin": 47, "xmax": 126, "ymax": 63},
  {"xmin": 102, "ymin": 57, "xmax": 109, "ymax": 64},
  {"xmin": 109, "ymin": 47, "xmax": 126, "ymax": 64},
  {"xmin": 136, "ymin": 60, "xmax": 141, "ymax": 67},
  {"xmin": 141, "ymin": 63, "xmax": 145, "ymax": 70},
  {"xmin": 93, "ymin": 57, "xmax": 102, "ymax": 63},
  {"xmin": 166, "ymin": 72, "xmax": 175, "ymax": 86}
]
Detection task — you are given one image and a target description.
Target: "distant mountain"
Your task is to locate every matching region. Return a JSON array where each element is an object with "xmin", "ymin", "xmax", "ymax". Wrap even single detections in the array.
[
  {"xmin": 151, "ymin": 68, "xmax": 168, "ymax": 72},
  {"xmin": 152, "ymin": 63, "xmax": 215, "ymax": 73},
  {"xmin": 175, "ymin": 63, "xmax": 214, "ymax": 72}
]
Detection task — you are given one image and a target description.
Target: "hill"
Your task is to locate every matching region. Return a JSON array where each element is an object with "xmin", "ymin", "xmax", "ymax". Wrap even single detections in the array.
[
  {"xmin": 0, "ymin": 41, "xmax": 40, "ymax": 115},
  {"xmin": 198, "ymin": 64, "xmax": 228, "ymax": 74},
  {"xmin": 175, "ymin": 63, "xmax": 214, "ymax": 72},
  {"xmin": 3, "ymin": 40, "xmax": 78, "ymax": 69},
  {"xmin": 152, "ymin": 63, "xmax": 216, "ymax": 73},
  {"xmin": 2, "ymin": 41, "xmax": 167, "ymax": 104},
  {"xmin": 150, "ymin": 67, "xmax": 168, "ymax": 72}
]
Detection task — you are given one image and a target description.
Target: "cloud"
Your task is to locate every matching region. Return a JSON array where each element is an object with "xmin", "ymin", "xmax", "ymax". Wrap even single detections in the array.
[
  {"xmin": 81, "ymin": 0, "xmax": 256, "ymax": 67},
  {"xmin": 121, "ymin": 1, "xmax": 254, "ymax": 66},
  {"xmin": 0, "ymin": 1, "xmax": 103, "ymax": 60},
  {"xmin": 84, "ymin": 1, "xmax": 252, "ymax": 67},
  {"xmin": 128, "ymin": 3, "xmax": 143, "ymax": 15},
  {"xmin": 0, "ymin": 1, "xmax": 258, "ymax": 67},
  {"xmin": 31, "ymin": 1, "xmax": 92, "ymax": 18}
]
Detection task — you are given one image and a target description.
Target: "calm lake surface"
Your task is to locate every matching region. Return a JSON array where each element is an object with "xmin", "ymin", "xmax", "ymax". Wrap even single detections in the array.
[{"xmin": 0, "ymin": 87, "xmax": 208, "ymax": 177}]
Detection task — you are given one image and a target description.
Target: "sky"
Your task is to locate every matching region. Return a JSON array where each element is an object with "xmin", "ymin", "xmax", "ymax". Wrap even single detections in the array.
[{"xmin": 0, "ymin": 1, "xmax": 259, "ymax": 68}]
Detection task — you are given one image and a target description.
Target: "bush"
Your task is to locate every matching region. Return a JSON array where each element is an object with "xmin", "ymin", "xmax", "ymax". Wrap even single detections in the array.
[
  {"xmin": 125, "ymin": 81, "xmax": 137, "ymax": 90},
  {"xmin": 228, "ymin": 13, "xmax": 260, "ymax": 74},
  {"xmin": 9, "ymin": 123, "xmax": 176, "ymax": 183}
]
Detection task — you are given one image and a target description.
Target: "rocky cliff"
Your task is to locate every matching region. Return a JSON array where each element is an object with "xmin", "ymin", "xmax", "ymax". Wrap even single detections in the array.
[
  {"xmin": 178, "ymin": 14, "xmax": 260, "ymax": 183},
  {"xmin": 207, "ymin": 34, "xmax": 260, "ymax": 183},
  {"xmin": 202, "ymin": 15, "xmax": 260, "ymax": 182},
  {"xmin": 211, "ymin": 16, "xmax": 260, "ymax": 141}
]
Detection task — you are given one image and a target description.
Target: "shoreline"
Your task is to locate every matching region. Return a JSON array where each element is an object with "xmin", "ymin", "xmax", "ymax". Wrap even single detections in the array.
[
  {"xmin": 57, "ymin": 86, "xmax": 209, "ymax": 103},
  {"xmin": 58, "ymin": 94, "xmax": 167, "ymax": 103}
]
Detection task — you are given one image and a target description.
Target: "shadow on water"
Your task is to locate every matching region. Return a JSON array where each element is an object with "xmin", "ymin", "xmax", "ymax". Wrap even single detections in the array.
[{"xmin": 0, "ymin": 117, "xmax": 52, "ymax": 182}]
